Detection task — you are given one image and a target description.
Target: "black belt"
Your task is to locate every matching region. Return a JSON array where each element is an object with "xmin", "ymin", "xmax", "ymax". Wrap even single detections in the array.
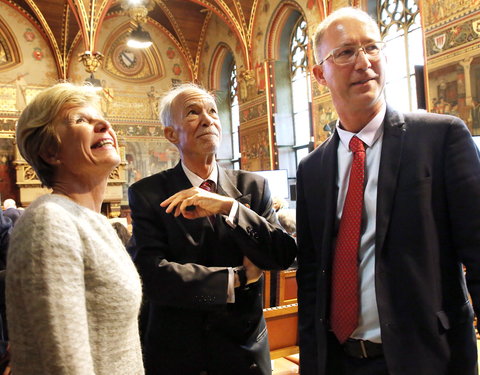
[{"xmin": 342, "ymin": 339, "xmax": 383, "ymax": 359}]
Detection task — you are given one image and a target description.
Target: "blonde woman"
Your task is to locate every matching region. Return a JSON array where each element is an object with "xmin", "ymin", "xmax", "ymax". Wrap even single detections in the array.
[{"xmin": 6, "ymin": 83, "xmax": 144, "ymax": 375}]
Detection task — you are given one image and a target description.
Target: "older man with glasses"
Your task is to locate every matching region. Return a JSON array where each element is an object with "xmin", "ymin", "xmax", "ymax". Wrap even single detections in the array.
[{"xmin": 296, "ymin": 7, "xmax": 480, "ymax": 375}]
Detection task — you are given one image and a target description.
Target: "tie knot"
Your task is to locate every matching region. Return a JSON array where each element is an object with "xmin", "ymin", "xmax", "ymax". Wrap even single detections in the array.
[
  {"xmin": 199, "ymin": 179, "xmax": 215, "ymax": 192},
  {"xmin": 349, "ymin": 136, "xmax": 365, "ymax": 153}
]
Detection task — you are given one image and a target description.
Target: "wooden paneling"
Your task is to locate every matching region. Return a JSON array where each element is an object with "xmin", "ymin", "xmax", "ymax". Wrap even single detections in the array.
[
  {"xmin": 264, "ymin": 304, "xmax": 298, "ymax": 358},
  {"xmin": 277, "ymin": 269, "xmax": 297, "ymax": 306}
]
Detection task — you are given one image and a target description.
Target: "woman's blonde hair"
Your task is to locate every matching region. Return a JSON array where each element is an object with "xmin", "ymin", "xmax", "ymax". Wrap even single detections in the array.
[{"xmin": 16, "ymin": 82, "xmax": 100, "ymax": 188}]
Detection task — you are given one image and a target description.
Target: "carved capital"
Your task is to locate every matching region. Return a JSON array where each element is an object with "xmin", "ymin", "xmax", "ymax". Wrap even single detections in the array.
[{"xmin": 78, "ymin": 51, "xmax": 104, "ymax": 73}]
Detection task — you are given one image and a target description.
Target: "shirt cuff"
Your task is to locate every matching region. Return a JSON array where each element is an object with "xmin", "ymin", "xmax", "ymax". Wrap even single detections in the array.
[
  {"xmin": 225, "ymin": 200, "xmax": 239, "ymax": 228},
  {"xmin": 227, "ymin": 267, "xmax": 235, "ymax": 303}
]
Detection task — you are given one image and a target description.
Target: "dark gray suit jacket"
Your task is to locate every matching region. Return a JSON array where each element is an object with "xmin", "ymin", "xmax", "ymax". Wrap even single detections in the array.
[
  {"xmin": 296, "ymin": 106, "xmax": 480, "ymax": 375},
  {"xmin": 129, "ymin": 163, "xmax": 296, "ymax": 375}
]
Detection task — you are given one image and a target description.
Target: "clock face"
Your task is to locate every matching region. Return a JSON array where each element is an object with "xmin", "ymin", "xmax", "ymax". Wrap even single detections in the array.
[{"xmin": 112, "ymin": 44, "xmax": 144, "ymax": 76}]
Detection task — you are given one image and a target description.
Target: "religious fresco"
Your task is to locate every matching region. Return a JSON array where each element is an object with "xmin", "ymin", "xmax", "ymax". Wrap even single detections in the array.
[
  {"xmin": 425, "ymin": 0, "xmax": 480, "ymax": 137},
  {"xmin": 427, "ymin": 57, "xmax": 480, "ymax": 135},
  {"xmin": 240, "ymin": 101, "xmax": 268, "ymax": 122},
  {"xmin": 240, "ymin": 125, "xmax": 272, "ymax": 171},
  {"xmin": 423, "ymin": 0, "xmax": 480, "ymax": 30},
  {"xmin": 123, "ymin": 139, "xmax": 179, "ymax": 202},
  {"xmin": 313, "ymin": 98, "xmax": 337, "ymax": 147}
]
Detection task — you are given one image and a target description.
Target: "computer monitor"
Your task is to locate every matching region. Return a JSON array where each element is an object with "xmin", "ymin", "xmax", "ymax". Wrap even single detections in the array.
[
  {"xmin": 472, "ymin": 136, "xmax": 480, "ymax": 150},
  {"xmin": 252, "ymin": 169, "xmax": 289, "ymax": 200}
]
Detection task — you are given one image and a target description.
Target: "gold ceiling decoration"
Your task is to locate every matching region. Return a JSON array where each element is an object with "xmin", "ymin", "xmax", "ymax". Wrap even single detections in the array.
[
  {"xmin": 78, "ymin": 51, "xmax": 104, "ymax": 73},
  {"xmin": 120, "ymin": 0, "xmax": 155, "ymax": 25}
]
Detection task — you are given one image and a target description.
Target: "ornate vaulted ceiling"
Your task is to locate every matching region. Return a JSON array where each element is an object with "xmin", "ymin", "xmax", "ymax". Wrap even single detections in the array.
[{"xmin": 3, "ymin": 0, "xmax": 314, "ymax": 80}]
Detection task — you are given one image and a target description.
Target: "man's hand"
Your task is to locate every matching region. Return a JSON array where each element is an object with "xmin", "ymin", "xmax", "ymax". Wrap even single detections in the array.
[{"xmin": 161, "ymin": 187, "xmax": 235, "ymax": 219}]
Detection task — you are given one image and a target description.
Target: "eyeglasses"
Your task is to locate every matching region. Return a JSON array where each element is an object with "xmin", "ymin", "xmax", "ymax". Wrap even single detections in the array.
[{"xmin": 319, "ymin": 41, "xmax": 386, "ymax": 66}]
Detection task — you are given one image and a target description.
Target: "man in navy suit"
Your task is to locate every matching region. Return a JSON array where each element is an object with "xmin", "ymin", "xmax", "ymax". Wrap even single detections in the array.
[
  {"xmin": 296, "ymin": 7, "xmax": 480, "ymax": 375},
  {"xmin": 129, "ymin": 83, "xmax": 296, "ymax": 375}
]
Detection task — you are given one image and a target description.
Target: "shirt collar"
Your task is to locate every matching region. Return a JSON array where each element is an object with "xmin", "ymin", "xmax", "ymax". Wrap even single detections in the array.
[
  {"xmin": 181, "ymin": 161, "xmax": 218, "ymax": 187},
  {"xmin": 336, "ymin": 104, "xmax": 386, "ymax": 150}
]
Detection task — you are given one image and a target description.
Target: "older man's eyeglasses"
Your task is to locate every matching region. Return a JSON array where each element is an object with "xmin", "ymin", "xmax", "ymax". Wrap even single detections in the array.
[{"xmin": 319, "ymin": 41, "xmax": 386, "ymax": 66}]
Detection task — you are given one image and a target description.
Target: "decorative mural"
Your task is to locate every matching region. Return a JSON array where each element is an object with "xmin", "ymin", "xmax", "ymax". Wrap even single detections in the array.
[
  {"xmin": 240, "ymin": 101, "xmax": 268, "ymax": 122},
  {"xmin": 425, "ymin": 16, "xmax": 480, "ymax": 57},
  {"xmin": 313, "ymin": 97, "xmax": 337, "ymax": 147},
  {"xmin": 123, "ymin": 140, "xmax": 179, "ymax": 202},
  {"xmin": 424, "ymin": 0, "xmax": 480, "ymax": 135},
  {"xmin": 240, "ymin": 125, "xmax": 271, "ymax": 171},
  {"xmin": 238, "ymin": 94, "xmax": 272, "ymax": 171},
  {"xmin": 423, "ymin": 0, "xmax": 480, "ymax": 30}
]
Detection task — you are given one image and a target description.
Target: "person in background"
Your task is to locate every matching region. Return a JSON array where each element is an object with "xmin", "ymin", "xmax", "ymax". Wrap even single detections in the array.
[
  {"xmin": 111, "ymin": 221, "xmax": 132, "ymax": 247},
  {"xmin": 129, "ymin": 83, "xmax": 297, "ymax": 375},
  {"xmin": 272, "ymin": 196, "xmax": 288, "ymax": 212},
  {"xmin": 277, "ymin": 208, "xmax": 296, "ymax": 238},
  {"xmin": 6, "ymin": 82, "xmax": 144, "ymax": 375},
  {"xmin": 296, "ymin": 7, "xmax": 480, "ymax": 375},
  {"xmin": 2, "ymin": 199, "xmax": 22, "ymax": 227}
]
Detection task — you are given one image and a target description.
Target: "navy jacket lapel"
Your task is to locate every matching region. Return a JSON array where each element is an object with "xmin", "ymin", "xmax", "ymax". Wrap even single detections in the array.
[
  {"xmin": 320, "ymin": 133, "xmax": 340, "ymax": 267},
  {"xmin": 376, "ymin": 106, "xmax": 406, "ymax": 255}
]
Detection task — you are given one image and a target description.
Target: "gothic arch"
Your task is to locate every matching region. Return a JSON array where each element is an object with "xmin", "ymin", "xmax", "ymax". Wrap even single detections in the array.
[
  {"xmin": 208, "ymin": 42, "xmax": 233, "ymax": 91},
  {"xmin": 0, "ymin": 15, "xmax": 22, "ymax": 71},
  {"xmin": 265, "ymin": 1, "xmax": 306, "ymax": 61}
]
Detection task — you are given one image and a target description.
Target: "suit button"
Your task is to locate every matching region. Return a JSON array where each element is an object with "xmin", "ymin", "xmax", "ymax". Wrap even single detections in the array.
[{"xmin": 249, "ymin": 363, "xmax": 258, "ymax": 371}]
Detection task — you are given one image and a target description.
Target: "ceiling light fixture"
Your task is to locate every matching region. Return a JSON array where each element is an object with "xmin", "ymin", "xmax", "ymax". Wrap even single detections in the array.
[{"xmin": 127, "ymin": 24, "xmax": 153, "ymax": 48}]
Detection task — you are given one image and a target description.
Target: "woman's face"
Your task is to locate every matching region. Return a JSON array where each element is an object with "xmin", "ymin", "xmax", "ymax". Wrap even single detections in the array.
[{"xmin": 52, "ymin": 104, "xmax": 120, "ymax": 179}]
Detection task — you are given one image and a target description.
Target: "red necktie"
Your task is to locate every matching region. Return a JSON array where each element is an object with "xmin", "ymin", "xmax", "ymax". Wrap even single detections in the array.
[
  {"xmin": 199, "ymin": 180, "xmax": 216, "ymax": 225},
  {"xmin": 331, "ymin": 136, "xmax": 366, "ymax": 343}
]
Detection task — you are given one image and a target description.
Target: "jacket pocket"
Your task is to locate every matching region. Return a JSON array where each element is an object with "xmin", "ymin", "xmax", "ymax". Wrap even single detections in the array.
[{"xmin": 436, "ymin": 300, "xmax": 474, "ymax": 331}]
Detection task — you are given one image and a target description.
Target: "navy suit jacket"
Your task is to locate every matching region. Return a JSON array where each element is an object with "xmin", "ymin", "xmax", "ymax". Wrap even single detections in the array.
[
  {"xmin": 296, "ymin": 106, "xmax": 480, "ymax": 375},
  {"xmin": 129, "ymin": 163, "xmax": 296, "ymax": 375}
]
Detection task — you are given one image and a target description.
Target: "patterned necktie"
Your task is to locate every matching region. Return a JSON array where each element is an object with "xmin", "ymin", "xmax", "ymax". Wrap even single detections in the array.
[
  {"xmin": 199, "ymin": 179, "xmax": 215, "ymax": 192},
  {"xmin": 199, "ymin": 180, "xmax": 216, "ymax": 225},
  {"xmin": 331, "ymin": 136, "xmax": 366, "ymax": 343}
]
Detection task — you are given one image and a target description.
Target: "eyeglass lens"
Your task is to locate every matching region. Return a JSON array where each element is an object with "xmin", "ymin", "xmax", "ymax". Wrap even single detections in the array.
[{"xmin": 332, "ymin": 42, "xmax": 384, "ymax": 65}]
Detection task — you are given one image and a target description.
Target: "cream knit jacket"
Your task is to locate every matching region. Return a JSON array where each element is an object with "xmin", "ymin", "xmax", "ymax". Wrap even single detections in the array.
[{"xmin": 6, "ymin": 194, "xmax": 144, "ymax": 375}]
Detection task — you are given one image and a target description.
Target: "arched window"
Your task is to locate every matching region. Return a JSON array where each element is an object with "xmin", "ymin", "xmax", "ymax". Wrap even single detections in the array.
[
  {"xmin": 212, "ymin": 46, "xmax": 239, "ymax": 170},
  {"xmin": 275, "ymin": 13, "xmax": 312, "ymax": 181},
  {"xmin": 379, "ymin": 0, "xmax": 424, "ymax": 111},
  {"xmin": 289, "ymin": 18, "xmax": 311, "ymax": 165},
  {"xmin": 229, "ymin": 62, "xmax": 241, "ymax": 169}
]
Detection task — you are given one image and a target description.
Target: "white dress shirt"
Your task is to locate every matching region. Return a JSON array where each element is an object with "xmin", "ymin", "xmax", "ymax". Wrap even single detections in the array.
[{"xmin": 335, "ymin": 104, "xmax": 386, "ymax": 343}]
